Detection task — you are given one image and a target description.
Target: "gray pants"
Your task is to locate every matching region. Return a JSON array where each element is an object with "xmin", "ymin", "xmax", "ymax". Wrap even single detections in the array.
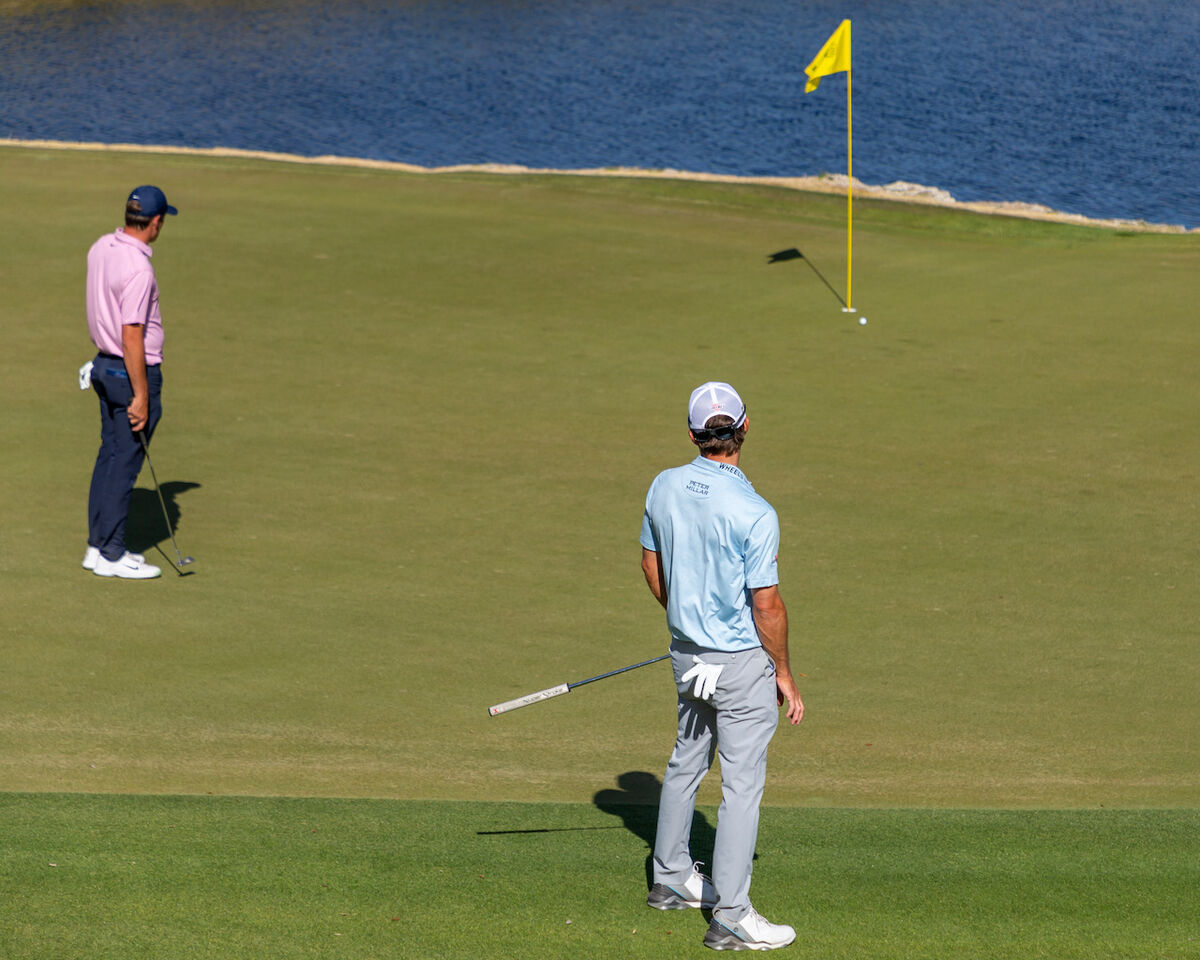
[{"xmin": 653, "ymin": 640, "xmax": 779, "ymax": 919}]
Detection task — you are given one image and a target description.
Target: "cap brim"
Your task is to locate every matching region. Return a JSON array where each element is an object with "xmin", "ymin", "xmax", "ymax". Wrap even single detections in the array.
[{"xmin": 165, "ymin": 205, "xmax": 178, "ymax": 216}]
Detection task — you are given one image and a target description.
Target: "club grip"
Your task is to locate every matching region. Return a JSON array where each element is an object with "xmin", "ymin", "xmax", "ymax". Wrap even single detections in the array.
[{"xmin": 488, "ymin": 683, "xmax": 570, "ymax": 716}]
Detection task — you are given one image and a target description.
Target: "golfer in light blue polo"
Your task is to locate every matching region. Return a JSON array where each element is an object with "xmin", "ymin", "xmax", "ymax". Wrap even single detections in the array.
[{"xmin": 640, "ymin": 381, "xmax": 804, "ymax": 952}]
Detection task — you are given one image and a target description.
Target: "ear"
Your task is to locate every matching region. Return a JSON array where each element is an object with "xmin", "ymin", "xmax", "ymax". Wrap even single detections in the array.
[{"xmin": 688, "ymin": 430, "xmax": 700, "ymax": 446}]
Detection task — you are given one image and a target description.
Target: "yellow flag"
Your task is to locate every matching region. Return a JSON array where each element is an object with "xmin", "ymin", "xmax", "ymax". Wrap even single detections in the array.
[{"xmin": 804, "ymin": 20, "xmax": 851, "ymax": 93}]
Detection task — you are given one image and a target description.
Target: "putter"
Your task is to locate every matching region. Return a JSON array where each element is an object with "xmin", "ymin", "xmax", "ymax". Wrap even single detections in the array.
[
  {"xmin": 137, "ymin": 432, "xmax": 195, "ymax": 568},
  {"xmin": 488, "ymin": 654, "xmax": 670, "ymax": 716}
]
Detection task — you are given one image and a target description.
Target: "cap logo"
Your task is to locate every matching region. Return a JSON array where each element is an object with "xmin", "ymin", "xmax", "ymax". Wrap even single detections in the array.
[{"xmin": 688, "ymin": 381, "xmax": 746, "ymax": 434}]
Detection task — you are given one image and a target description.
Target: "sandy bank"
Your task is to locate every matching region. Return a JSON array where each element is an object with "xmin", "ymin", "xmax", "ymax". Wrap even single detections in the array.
[{"xmin": 3, "ymin": 138, "xmax": 1193, "ymax": 235}]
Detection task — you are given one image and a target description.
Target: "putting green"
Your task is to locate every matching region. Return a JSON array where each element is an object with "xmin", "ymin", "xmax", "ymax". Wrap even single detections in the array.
[{"xmin": 1, "ymin": 143, "xmax": 1197, "ymax": 809}]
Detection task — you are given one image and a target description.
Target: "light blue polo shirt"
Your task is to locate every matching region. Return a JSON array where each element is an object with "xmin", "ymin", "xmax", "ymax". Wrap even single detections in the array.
[{"xmin": 640, "ymin": 456, "xmax": 780, "ymax": 652}]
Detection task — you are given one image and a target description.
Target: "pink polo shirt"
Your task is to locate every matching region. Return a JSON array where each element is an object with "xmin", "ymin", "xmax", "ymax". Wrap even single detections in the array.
[{"xmin": 86, "ymin": 229, "xmax": 164, "ymax": 364}]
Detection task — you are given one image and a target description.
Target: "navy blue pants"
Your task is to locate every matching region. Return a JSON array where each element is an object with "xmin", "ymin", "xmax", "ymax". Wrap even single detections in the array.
[{"xmin": 87, "ymin": 353, "xmax": 163, "ymax": 561}]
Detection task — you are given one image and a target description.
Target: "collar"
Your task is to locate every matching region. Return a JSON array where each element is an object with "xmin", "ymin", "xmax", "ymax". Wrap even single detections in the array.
[
  {"xmin": 113, "ymin": 228, "xmax": 153, "ymax": 257},
  {"xmin": 692, "ymin": 455, "xmax": 751, "ymax": 487}
]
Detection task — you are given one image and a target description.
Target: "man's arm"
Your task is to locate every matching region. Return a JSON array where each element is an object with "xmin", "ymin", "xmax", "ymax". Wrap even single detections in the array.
[
  {"xmin": 121, "ymin": 322, "xmax": 149, "ymax": 432},
  {"xmin": 641, "ymin": 548, "xmax": 667, "ymax": 609},
  {"xmin": 751, "ymin": 585, "xmax": 804, "ymax": 724}
]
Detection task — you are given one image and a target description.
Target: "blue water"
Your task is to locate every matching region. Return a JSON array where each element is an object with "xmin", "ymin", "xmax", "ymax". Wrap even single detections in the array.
[{"xmin": 2, "ymin": 0, "xmax": 1197, "ymax": 227}]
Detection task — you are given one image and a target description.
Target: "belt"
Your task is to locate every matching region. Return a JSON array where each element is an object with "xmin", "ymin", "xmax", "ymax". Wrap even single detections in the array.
[{"xmin": 96, "ymin": 352, "xmax": 161, "ymax": 368}]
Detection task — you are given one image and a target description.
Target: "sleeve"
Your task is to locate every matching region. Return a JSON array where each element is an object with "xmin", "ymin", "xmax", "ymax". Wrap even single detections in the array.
[
  {"xmin": 119, "ymin": 267, "xmax": 155, "ymax": 327},
  {"xmin": 743, "ymin": 508, "xmax": 780, "ymax": 589},
  {"xmin": 639, "ymin": 476, "xmax": 659, "ymax": 551}
]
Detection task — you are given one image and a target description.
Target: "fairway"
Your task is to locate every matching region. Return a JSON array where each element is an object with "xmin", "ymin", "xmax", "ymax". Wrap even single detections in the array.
[{"xmin": 1, "ymin": 144, "xmax": 1197, "ymax": 958}]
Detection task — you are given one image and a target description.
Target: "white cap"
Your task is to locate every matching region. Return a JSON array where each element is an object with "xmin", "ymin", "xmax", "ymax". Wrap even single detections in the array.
[{"xmin": 688, "ymin": 381, "xmax": 747, "ymax": 431}]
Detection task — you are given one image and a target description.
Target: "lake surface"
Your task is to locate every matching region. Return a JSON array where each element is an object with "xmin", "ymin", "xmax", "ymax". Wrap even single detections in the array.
[{"xmin": 1, "ymin": 0, "xmax": 1197, "ymax": 227}]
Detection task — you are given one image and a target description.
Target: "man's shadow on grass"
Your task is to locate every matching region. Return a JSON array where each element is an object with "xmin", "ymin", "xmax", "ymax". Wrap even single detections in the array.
[
  {"xmin": 126, "ymin": 482, "xmax": 201, "ymax": 566},
  {"xmin": 593, "ymin": 770, "xmax": 716, "ymax": 892}
]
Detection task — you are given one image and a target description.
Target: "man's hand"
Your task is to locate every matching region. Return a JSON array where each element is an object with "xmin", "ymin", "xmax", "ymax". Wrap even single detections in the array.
[
  {"xmin": 750, "ymin": 584, "xmax": 804, "ymax": 725},
  {"xmin": 120, "ymin": 323, "xmax": 150, "ymax": 433},
  {"xmin": 127, "ymin": 393, "xmax": 149, "ymax": 431},
  {"xmin": 775, "ymin": 671, "xmax": 804, "ymax": 725}
]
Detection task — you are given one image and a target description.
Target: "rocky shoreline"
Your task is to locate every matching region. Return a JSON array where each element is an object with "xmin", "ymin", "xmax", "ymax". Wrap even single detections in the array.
[{"xmin": 3, "ymin": 138, "xmax": 1194, "ymax": 235}]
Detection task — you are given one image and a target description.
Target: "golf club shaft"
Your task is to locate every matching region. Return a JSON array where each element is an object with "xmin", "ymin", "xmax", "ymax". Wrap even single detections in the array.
[
  {"xmin": 137, "ymin": 432, "xmax": 188, "ymax": 565},
  {"xmin": 488, "ymin": 653, "xmax": 670, "ymax": 716},
  {"xmin": 568, "ymin": 654, "xmax": 670, "ymax": 689}
]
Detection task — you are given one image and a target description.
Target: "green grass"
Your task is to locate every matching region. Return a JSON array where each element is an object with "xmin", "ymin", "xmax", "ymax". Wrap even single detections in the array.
[
  {"xmin": 1, "ymin": 143, "xmax": 1198, "ymax": 957},
  {"xmin": 2, "ymin": 794, "xmax": 1197, "ymax": 960},
  {"xmin": 3, "ymin": 144, "xmax": 1196, "ymax": 807}
]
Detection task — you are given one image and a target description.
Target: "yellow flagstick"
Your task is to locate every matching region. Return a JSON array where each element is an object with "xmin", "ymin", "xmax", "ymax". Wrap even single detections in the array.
[
  {"xmin": 845, "ymin": 53, "xmax": 853, "ymax": 313},
  {"xmin": 804, "ymin": 19, "xmax": 864, "ymax": 322}
]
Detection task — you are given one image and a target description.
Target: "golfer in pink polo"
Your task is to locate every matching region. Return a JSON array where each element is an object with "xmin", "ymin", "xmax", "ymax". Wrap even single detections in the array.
[{"xmin": 82, "ymin": 185, "xmax": 176, "ymax": 579}]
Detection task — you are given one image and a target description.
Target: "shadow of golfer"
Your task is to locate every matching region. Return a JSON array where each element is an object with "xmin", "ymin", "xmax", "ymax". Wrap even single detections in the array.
[
  {"xmin": 593, "ymin": 770, "xmax": 716, "ymax": 892},
  {"xmin": 126, "ymin": 481, "xmax": 201, "ymax": 556}
]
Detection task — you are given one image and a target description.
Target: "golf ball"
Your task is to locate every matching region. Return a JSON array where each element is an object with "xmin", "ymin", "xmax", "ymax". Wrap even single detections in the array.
[{"xmin": 859, "ymin": 317, "xmax": 868, "ymax": 325}]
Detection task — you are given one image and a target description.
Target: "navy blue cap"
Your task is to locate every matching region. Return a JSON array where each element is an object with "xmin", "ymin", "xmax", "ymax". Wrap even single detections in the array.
[{"xmin": 127, "ymin": 185, "xmax": 178, "ymax": 218}]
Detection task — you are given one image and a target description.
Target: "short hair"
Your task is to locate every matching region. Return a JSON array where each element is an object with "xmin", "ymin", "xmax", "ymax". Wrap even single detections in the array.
[
  {"xmin": 125, "ymin": 198, "xmax": 155, "ymax": 229},
  {"xmin": 692, "ymin": 414, "xmax": 747, "ymax": 457}
]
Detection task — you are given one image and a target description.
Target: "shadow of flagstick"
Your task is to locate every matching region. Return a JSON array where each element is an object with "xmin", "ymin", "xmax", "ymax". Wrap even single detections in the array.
[
  {"xmin": 475, "ymin": 825, "xmax": 625, "ymax": 836},
  {"xmin": 767, "ymin": 247, "xmax": 850, "ymax": 311}
]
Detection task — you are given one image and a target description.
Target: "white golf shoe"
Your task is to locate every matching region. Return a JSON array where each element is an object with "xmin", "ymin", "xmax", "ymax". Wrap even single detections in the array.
[
  {"xmin": 93, "ymin": 551, "xmax": 161, "ymax": 579},
  {"xmin": 704, "ymin": 907, "xmax": 796, "ymax": 951},
  {"xmin": 84, "ymin": 546, "xmax": 147, "ymax": 570},
  {"xmin": 647, "ymin": 862, "xmax": 717, "ymax": 910}
]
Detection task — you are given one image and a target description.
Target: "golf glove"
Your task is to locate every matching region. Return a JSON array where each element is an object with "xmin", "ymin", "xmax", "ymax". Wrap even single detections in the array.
[
  {"xmin": 78, "ymin": 360, "xmax": 94, "ymax": 390},
  {"xmin": 680, "ymin": 657, "xmax": 724, "ymax": 701}
]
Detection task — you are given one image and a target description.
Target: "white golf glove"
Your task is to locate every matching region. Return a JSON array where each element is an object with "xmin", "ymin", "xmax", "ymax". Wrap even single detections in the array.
[
  {"xmin": 680, "ymin": 656, "xmax": 724, "ymax": 701},
  {"xmin": 78, "ymin": 360, "xmax": 94, "ymax": 390}
]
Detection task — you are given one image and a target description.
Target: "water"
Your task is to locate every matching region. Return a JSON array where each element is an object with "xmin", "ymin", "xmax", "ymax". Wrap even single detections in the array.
[{"xmin": 2, "ymin": 0, "xmax": 1197, "ymax": 228}]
